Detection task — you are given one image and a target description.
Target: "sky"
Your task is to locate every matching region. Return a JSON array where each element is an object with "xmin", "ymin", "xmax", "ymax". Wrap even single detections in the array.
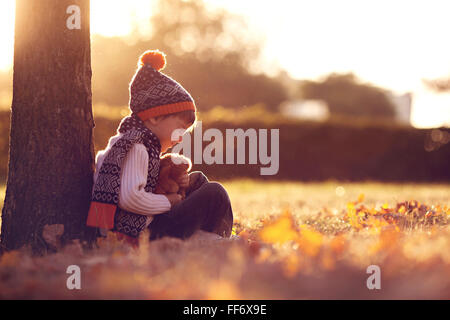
[{"xmin": 0, "ymin": 0, "xmax": 449, "ymax": 128}]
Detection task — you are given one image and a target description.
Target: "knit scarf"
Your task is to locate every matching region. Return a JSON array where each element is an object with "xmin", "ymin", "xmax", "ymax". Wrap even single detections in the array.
[{"xmin": 86, "ymin": 113, "xmax": 161, "ymax": 237}]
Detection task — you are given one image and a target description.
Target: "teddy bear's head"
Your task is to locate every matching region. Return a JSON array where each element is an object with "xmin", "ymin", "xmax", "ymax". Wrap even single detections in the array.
[
  {"xmin": 155, "ymin": 153, "xmax": 192, "ymax": 198},
  {"xmin": 160, "ymin": 153, "xmax": 191, "ymax": 174}
]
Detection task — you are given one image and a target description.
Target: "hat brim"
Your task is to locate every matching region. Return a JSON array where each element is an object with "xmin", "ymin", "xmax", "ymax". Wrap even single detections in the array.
[{"xmin": 137, "ymin": 101, "xmax": 196, "ymax": 121}]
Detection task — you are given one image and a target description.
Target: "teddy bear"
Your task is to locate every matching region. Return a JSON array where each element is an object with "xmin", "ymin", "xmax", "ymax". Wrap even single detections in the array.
[{"xmin": 154, "ymin": 153, "xmax": 192, "ymax": 199}]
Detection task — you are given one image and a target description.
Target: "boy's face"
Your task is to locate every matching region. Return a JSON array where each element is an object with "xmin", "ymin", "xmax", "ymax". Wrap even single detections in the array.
[{"xmin": 146, "ymin": 115, "xmax": 190, "ymax": 152}]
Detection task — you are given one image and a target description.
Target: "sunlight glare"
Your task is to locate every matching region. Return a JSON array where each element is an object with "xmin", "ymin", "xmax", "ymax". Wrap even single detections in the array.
[
  {"xmin": 91, "ymin": 0, "xmax": 154, "ymax": 38},
  {"xmin": 0, "ymin": 0, "xmax": 449, "ymax": 127},
  {"xmin": 207, "ymin": 0, "xmax": 450, "ymax": 127},
  {"xmin": 0, "ymin": 0, "xmax": 15, "ymax": 71}
]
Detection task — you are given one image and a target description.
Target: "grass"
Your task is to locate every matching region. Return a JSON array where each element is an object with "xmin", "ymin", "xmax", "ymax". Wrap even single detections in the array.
[
  {"xmin": 0, "ymin": 180, "xmax": 449, "ymax": 299},
  {"xmin": 226, "ymin": 179, "xmax": 450, "ymax": 231}
]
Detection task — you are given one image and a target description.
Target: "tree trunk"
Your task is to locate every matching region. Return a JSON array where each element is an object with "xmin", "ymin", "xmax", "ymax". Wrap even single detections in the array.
[{"xmin": 1, "ymin": 0, "xmax": 95, "ymax": 253}]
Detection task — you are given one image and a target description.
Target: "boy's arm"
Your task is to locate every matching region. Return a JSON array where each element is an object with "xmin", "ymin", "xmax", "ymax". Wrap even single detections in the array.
[{"xmin": 118, "ymin": 144, "xmax": 172, "ymax": 215}]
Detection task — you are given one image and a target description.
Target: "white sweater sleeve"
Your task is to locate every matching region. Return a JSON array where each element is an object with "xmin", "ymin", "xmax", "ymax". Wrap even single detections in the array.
[{"xmin": 118, "ymin": 143, "xmax": 171, "ymax": 215}]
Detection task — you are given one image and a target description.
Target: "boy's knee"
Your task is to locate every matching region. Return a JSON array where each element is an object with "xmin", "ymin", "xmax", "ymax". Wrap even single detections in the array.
[
  {"xmin": 189, "ymin": 170, "xmax": 207, "ymax": 178},
  {"xmin": 204, "ymin": 182, "xmax": 230, "ymax": 204},
  {"xmin": 186, "ymin": 171, "xmax": 209, "ymax": 194}
]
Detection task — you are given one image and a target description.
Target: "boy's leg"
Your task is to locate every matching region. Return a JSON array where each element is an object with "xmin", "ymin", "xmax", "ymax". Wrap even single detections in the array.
[
  {"xmin": 185, "ymin": 171, "xmax": 209, "ymax": 197},
  {"xmin": 149, "ymin": 180, "xmax": 233, "ymax": 240}
]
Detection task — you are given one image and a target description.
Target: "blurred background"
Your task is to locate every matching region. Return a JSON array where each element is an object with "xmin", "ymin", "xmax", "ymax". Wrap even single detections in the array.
[{"xmin": 0, "ymin": 0, "xmax": 449, "ymax": 182}]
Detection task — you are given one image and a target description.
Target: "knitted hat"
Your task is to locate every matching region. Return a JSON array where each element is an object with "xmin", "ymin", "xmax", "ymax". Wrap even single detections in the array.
[{"xmin": 129, "ymin": 50, "xmax": 196, "ymax": 121}]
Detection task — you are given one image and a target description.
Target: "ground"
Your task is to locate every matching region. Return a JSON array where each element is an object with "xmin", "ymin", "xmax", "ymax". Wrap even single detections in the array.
[{"xmin": 0, "ymin": 180, "xmax": 449, "ymax": 299}]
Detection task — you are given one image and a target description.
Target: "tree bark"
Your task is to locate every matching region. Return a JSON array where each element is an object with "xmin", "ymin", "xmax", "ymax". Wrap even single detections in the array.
[{"xmin": 1, "ymin": 0, "xmax": 95, "ymax": 253}]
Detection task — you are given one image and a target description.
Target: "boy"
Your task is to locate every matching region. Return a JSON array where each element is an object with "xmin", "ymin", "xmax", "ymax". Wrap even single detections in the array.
[{"xmin": 87, "ymin": 50, "xmax": 233, "ymax": 243}]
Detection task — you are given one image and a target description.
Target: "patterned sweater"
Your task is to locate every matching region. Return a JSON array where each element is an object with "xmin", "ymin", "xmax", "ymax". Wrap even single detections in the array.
[{"xmin": 94, "ymin": 133, "xmax": 171, "ymax": 232}]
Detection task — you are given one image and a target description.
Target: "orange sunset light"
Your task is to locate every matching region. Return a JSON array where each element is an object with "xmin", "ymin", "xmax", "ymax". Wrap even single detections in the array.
[{"xmin": 0, "ymin": 0, "xmax": 449, "ymax": 127}]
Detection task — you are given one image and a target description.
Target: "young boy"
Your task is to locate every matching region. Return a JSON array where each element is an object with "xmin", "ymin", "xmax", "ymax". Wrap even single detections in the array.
[{"xmin": 86, "ymin": 50, "xmax": 233, "ymax": 243}]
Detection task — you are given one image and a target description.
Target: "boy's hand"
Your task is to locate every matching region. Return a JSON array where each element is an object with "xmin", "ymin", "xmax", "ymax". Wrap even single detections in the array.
[
  {"xmin": 177, "ymin": 172, "xmax": 190, "ymax": 188},
  {"xmin": 165, "ymin": 193, "xmax": 182, "ymax": 206}
]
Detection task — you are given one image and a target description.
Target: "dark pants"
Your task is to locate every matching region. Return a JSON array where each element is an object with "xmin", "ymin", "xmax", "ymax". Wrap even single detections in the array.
[{"xmin": 148, "ymin": 171, "xmax": 234, "ymax": 240}]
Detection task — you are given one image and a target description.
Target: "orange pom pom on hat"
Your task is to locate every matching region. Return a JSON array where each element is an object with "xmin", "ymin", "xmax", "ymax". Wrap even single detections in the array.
[{"xmin": 129, "ymin": 49, "xmax": 196, "ymax": 121}]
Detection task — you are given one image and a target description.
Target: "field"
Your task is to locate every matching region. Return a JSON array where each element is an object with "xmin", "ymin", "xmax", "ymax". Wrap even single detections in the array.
[{"xmin": 0, "ymin": 180, "xmax": 449, "ymax": 299}]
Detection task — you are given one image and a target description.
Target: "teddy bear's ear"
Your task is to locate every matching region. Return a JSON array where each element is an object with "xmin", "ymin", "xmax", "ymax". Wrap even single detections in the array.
[
  {"xmin": 164, "ymin": 153, "xmax": 192, "ymax": 170},
  {"xmin": 160, "ymin": 153, "xmax": 171, "ymax": 160},
  {"xmin": 174, "ymin": 160, "xmax": 191, "ymax": 172},
  {"xmin": 175, "ymin": 154, "xmax": 192, "ymax": 171},
  {"xmin": 179, "ymin": 162, "xmax": 191, "ymax": 172},
  {"xmin": 159, "ymin": 155, "xmax": 172, "ymax": 167},
  {"xmin": 185, "ymin": 156, "xmax": 192, "ymax": 171}
]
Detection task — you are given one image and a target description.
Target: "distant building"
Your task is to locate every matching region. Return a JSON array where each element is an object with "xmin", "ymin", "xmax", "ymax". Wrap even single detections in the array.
[
  {"xmin": 386, "ymin": 92, "xmax": 412, "ymax": 125},
  {"xmin": 280, "ymin": 99, "xmax": 329, "ymax": 121},
  {"xmin": 281, "ymin": 92, "xmax": 412, "ymax": 125}
]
